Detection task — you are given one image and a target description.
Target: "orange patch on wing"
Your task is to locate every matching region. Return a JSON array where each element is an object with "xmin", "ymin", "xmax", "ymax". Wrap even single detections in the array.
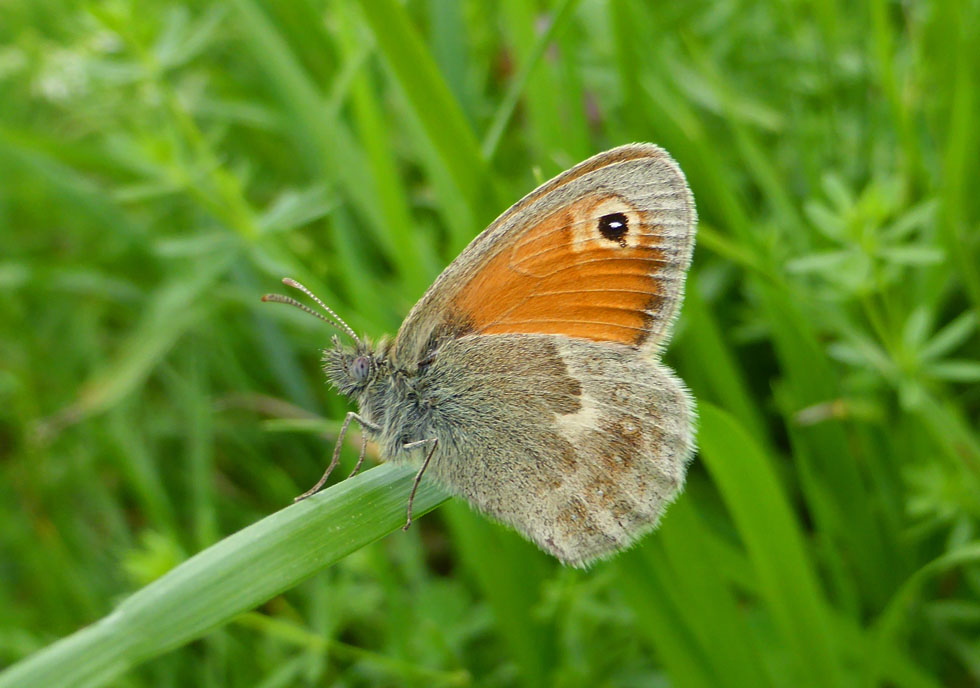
[{"xmin": 451, "ymin": 194, "xmax": 671, "ymax": 346}]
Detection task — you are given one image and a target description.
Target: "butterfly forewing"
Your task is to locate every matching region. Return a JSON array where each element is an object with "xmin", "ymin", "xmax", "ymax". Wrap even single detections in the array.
[{"xmin": 394, "ymin": 144, "xmax": 696, "ymax": 362}]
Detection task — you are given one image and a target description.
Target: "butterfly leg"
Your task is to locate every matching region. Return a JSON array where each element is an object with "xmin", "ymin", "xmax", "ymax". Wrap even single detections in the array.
[
  {"xmin": 294, "ymin": 412, "xmax": 378, "ymax": 502},
  {"xmin": 345, "ymin": 431, "xmax": 369, "ymax": 479},
  {"xmin": 401, "ymin": 438, "xmax": 439, "ymax": 531}
]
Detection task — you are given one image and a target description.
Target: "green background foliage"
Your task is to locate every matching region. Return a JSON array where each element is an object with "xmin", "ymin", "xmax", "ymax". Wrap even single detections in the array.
[{"xmin": 1, "ymin": 0, "xmax": 979, "ymax": 685}]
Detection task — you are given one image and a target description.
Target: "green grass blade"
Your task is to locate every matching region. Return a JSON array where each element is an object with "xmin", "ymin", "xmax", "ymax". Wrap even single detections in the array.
[
  {"xmin": 355, "ymin": 0, "xmax": 496, "ymax": 232},
  {"xmin": 619, "ymin": 499, "xmax": 776, "ymax": 688},
  {"xmin": 482, "ymin": 0, "xmax": 582, "ymax": 160},
  {"xmin": 676, "ymin": 276, "xmax": 769, "ymax": 444},
  {"xmin": 937, "ymin": 0, "xmax": 980, "ymax": 320},
  {"xmin": 697, "ymin": 403, "xmax": 844, "ymax": 687},
  {"xmin": 231, "ymin": 0, "xmax": 403, "ymax": 275},
  {"xmin": 0, "ymin": 464, "xmax": 450, "ymax": 688},
  {"xmin": 763, "ymin": 285, "xmax": 900, "ymax": 609},
  {"xmin": 35, "ymin": 253, "xmax": 235, "ymax": 437},
  {"xmin": 0, "ymin": 128, "xmax": 144, "ymax": 245},
  {"xmin": 442, "ymin": 504, "xmax": 555, "ymax": 687},
  {"xmin": 337, "ymin": 4, "xmax": 434, "ymax": 293},
  {"xmin": 865, "ymin": 542, "xmax": 980, "ymax": 686},
  {"xmin": 616, "ymin": 545, "xmax": 719, "ymax": 688}
]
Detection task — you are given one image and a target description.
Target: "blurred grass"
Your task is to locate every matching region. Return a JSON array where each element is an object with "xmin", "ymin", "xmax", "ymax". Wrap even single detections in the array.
[
  {"xmin": 1, "ymin": 0, "xmax": 979, "ymax": 686},
  {"xmin": 0, "ymin": 464, "xmax": 451, "ymax": 688}
]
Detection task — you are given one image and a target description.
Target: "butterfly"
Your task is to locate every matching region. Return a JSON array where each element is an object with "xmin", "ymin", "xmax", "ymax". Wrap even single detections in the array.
[{"xmin": 264, "ymin": 143, "xmax": 697, "ymax": 567}]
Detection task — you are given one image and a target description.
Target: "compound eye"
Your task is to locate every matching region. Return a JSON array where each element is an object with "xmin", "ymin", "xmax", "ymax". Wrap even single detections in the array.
[{"xmin": 350, "ymin": 356, "xmax": 371, "ymax": 382}]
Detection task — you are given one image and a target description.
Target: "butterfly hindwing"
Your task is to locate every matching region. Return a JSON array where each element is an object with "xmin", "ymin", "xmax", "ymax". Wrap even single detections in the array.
[{"xmin": 399, "ymin": 334, "xmax": 694, "ymax": 567}]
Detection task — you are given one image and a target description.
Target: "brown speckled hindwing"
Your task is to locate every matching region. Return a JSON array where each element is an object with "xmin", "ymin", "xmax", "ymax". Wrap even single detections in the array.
[{"xmin": 405, "ymin": 334, "xmax": 694, "ymax": 567}]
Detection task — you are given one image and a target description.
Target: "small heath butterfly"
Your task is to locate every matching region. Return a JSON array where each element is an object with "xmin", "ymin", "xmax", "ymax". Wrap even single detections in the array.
[{"xmin": 264, "ymin": 143, "xmax": 697, "ymax": 567}]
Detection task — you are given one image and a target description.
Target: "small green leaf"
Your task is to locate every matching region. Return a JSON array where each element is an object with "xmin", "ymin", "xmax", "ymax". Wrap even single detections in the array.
[
  {"xmin": 920, "ymin": 312, "xmax": 977, "ymax": 361},
  {"xmin": 878, "ymin": 245, "xmax": 944, "ymax": 266},
  {"xmin": 902, "ymin": 307, "xmax": 934, "ymax": 350},
  {"xmin": 925, "ymin": 359, "xmax": 980, "ymax": 383}
]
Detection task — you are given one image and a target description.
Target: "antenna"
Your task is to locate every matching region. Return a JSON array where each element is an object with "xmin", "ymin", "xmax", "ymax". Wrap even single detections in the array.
[{"xmin": 261, "ymin": 278, "xmax": 362, "ymax": 346}]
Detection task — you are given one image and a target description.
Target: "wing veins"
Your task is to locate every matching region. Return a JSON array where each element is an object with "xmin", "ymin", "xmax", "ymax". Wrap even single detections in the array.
[
  {"xmin": 481, "ymin": 318, "xmax": 647, "ymax": 331},
  {"xmin": 513, "ymin": 240, "xmax": 673, "ymax": 267}
]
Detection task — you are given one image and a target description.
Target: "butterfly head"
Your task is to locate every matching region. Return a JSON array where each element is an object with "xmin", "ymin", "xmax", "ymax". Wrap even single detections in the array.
[
  {"xmin": 322, "ymin": 335, "xmax": 384, "ymax": 398},
  {"xmin": 262, "ymin": 277, "xmax": 384, "ymax": 399}
]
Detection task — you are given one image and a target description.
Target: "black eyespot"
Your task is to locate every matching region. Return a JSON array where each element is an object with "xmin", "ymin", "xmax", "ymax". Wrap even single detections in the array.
[
  {"xmin": 350, "ymin": 356, "xmax": 371, "ymax": 382},
  {"xmin": 598, "ymin": 212, "xmax": 629, "ymax": 246}
]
